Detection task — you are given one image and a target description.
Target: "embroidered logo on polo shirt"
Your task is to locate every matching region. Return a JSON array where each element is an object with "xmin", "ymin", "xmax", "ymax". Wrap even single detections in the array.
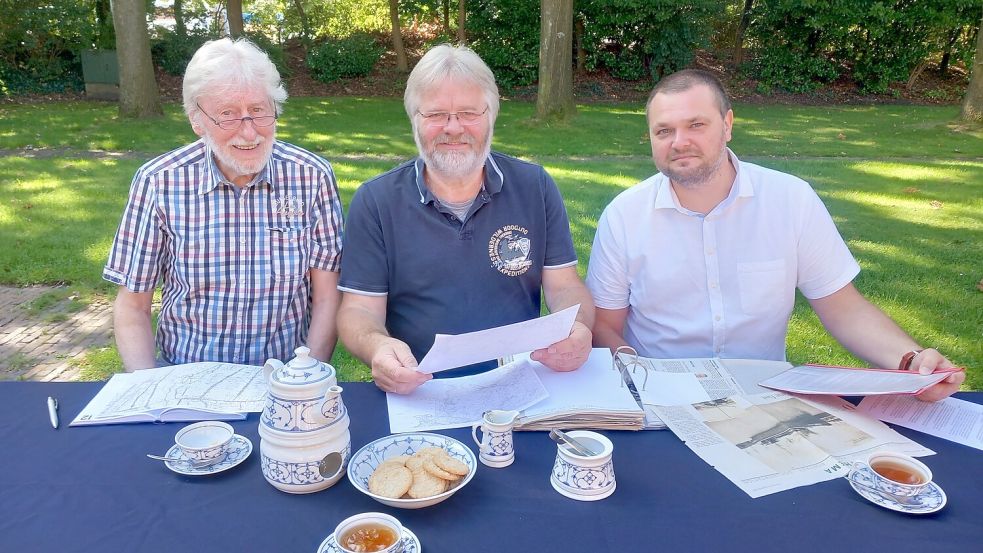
[
  {"xmin": 488, "ymin": 225, "xmax": 532, "ymax": 276},
  {"xmin": 273, "ymin": 194, "xmax": 305, "ymax": 221}
]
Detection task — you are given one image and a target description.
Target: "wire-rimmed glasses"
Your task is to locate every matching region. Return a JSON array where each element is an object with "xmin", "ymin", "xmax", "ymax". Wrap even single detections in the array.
[
  {"xmin": 196, "ymin": 102, "xmax": 277, "ymax": 131},
  {"xmin": 416, "ymin": 107, "xmax": 489, "ymax": 127}
]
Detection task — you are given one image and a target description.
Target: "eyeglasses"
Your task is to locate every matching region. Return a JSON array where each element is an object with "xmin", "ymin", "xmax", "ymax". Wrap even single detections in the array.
[
  {"xmin": 196, "ymin": 102, "xmax": 277, "ymax": 131},
  {"xmin": 416, "ymin": 107, "xmax": 489, "ymax": 127}
]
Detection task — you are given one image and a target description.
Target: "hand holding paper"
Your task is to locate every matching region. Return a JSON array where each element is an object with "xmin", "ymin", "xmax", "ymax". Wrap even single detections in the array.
[{"xmin": 416, "ymin": 305, "xmax": 580, "ymax": 374}]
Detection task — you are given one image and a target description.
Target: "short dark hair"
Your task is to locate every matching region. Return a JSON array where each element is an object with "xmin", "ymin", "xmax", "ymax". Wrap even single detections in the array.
[{"xmin": 646, "ymin": 69, "xmax": 731, "ymax": 119}]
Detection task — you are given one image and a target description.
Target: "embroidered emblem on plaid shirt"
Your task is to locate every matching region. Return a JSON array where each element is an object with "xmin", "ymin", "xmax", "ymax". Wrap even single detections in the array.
[{"xmin": 273, "ymin": 194, "xmax": 305, "ymax": 221}]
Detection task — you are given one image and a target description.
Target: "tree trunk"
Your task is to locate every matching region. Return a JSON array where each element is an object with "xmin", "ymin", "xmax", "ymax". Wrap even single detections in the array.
[
  {"xmin": 389, "ymin": 0, "xmax": 408, "ymax": 71},
  {"xmin": 939, "ymin": 26, "xmax": 962, "ymax": 76},
  {"xmin": 457, "ymin": 0, "xmax": 466, "ymax": 44},
  {"xmin": 292, "ymin": 0, "xmax": 311, "ymax": 46},
  {"xmin": 227, "ymin": 0, "xmax": 244, "ymax": 37},
  {"xmin": 174, "ymin": 0, "xmax": 186, "ymax": 38},
  {"xmin": 112, "ymin": 0, "xmax": 162, "ymax": 118},
  {"xmin": 536, "ymin": 0, "xmax": 575, "ymax": 121},
  {"xmin": 443, "ymin": 0, "xmax": 450, "ymax": 34},
  {"xmin": 94, "ymin": 0, "xmax": 115, "ymax": 49},
  {"xmin": 960, "ymin": 8, "xmax": 983, "ymax": 122},
  {"xmin": 733, "ymin": 0, "xmax": 754, "ymax": 67}
]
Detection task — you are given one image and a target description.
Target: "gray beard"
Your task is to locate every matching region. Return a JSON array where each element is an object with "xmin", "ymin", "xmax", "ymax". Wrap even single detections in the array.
[
  {"xmin": 416, "ymin": 127, "xmax": 492, "ymax": 179},
  {"xmin": 203, "ymin": 133, "xmax": 273, "ymax": 180}
]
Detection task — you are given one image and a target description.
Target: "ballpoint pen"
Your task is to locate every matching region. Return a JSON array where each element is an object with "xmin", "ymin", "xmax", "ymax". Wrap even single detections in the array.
[{"xmin": 47, "ymin": 396, "xmax": 59, "ymax": 429}]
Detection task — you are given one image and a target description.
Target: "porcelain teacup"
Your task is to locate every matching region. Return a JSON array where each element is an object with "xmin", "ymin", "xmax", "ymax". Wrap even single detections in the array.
[
  {"xmin": 550, "ymin": 430, "xmax": 616, "ymax": 501},
  {"xmin": 847, "ymin": 451, "xmax": 933, "ymax": 499},
  {"xmin": 174, "ymin": 421, "xmax": 234, "ymax": 466},
  {"xmin": 471, "ymin": 410, "xmax": 518, "ymax": 468}
]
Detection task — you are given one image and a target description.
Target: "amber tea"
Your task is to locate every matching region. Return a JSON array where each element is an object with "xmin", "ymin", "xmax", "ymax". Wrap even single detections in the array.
[
  {"xmin": 871, "ymin": 460, "xmax": 926, "ymax": 485},
  {"xmin": 339, "ymin": 523, "xmax": 399, "ymax": 552}
]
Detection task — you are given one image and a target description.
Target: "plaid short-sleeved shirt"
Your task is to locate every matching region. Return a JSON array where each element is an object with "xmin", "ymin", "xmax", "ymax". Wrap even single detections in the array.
[{"xmin": 104, "ymin": 139, "xmax": 343, "ymax": 365}]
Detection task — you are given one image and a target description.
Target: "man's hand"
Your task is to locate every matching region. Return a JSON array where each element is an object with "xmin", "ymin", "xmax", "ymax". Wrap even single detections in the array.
[
  {"xmin": 370, "ymin": 338, "xmax": 432, "ymax": 394},
  {"xmin": 530, "ymin": 321, "xmax": 592, "ymax": 372},
  {"xmin": 910, "ymin": 348, "xmax": 965, "ymax": 402}
]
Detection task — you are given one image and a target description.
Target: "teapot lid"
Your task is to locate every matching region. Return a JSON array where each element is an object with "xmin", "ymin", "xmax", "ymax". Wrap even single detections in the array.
[{"xmin": 271, "ymin": 346, "xmax": 335, "ymax": 389}]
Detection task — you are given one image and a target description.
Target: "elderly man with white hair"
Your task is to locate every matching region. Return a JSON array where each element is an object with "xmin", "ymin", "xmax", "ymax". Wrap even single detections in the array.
[
  {"xmin": 105, "ymin": 38, "xmax": 343, "ymax": 370},
  {"xmin": 338, "ymin": 44, "xmax": 594, "ymax": 394}
]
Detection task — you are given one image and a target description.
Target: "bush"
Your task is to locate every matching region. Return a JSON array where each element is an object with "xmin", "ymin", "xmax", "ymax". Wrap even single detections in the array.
[
  {"xmin": 466, "ymin": 0, "xmax": 542, "ymax": 90},
  {"xmin": 580, "ymin": 0, "xmax": 717, "ymax": 83},
  {"xmin": 306, "ymin": 33, "xmax": 384, "ymax": 83},
  {"xmin": 151, "ymin": 29, "xmax": 213, "ymax": 76}
]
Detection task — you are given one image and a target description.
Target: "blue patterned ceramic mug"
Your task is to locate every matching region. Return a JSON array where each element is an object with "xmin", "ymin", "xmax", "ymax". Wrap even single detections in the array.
[
  {"xmin": 334, "ymin": 512, "xmax": 404, "ymax": 553},
  {"xmin": 175, "ymin": 421, "xmax": 234, "ymax": 466},
  {"xmin": 847, "ymin": 451, "xmax": 932, "ymax": 498}
]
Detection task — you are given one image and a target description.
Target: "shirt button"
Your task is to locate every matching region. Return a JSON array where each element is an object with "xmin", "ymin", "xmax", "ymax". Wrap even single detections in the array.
[
  {"xmin": 710, "ymin": 282, "xmax": 718, "ymax": 289},
  {"xmin": 706, "ymin": 249, "xmax": 715, "ymax": 255},
  {"xmin": 240, "ymin": 238, "xmax": 247, "ymax": 245},
  {"xmin": 714, "ymin": 315, "xmax": 721, "ymax": 321}
]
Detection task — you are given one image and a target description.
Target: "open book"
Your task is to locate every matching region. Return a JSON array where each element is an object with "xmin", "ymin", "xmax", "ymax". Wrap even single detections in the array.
[{"xmin": 70, "ymin": 362, "xmax": 268, "ymax": 426}]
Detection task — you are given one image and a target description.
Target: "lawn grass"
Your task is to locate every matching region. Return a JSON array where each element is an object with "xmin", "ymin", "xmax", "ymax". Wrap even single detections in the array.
[{"xmin": 0, "ymin": 98, "xmax": 980, "ymax": 388}]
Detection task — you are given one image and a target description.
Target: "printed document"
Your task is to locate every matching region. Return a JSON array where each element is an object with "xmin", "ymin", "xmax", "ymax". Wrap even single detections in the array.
[
  {"xmin": 416, "ymin": 304, "xmax": 578, "ymax": 374},
  {"xmin": 71, "ymin": 362, "xmax": 267, "ymax": 426},
  {"xmin": 758, "ymin": 364, "xmax": 957, "ymax": 395},
  {"xmin": 857, "ymin": 394, "xmax": 983, "ymax": 451}
]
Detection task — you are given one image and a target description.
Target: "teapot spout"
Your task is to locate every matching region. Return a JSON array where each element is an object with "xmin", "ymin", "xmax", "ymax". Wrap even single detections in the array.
[{"xmin": 263, "ymin": 358, "xmax": 285, "ymax": 382}]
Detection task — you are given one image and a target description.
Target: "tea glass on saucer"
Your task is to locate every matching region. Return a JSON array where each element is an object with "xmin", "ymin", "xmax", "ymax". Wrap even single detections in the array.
[
  {"xmin": 333, "ymin": 512, "xmax": 404, "ymax": 553},
  {"xmin": 550, "ymin": 430, "xmax": 616, "ymax": 501},
  {"xmin": 174, "ymin": 421, "xmax": 234, "ymax": 466}
]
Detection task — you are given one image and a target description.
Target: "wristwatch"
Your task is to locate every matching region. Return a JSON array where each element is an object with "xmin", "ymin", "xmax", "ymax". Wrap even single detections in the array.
[{"xmin": 898, "ymin": 349, "xmax": 923, "ymax": 371}]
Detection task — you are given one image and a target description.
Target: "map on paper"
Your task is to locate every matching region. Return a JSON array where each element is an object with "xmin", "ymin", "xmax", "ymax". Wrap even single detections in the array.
[
  {"xmin": 71, "ymin": 362, "xmax": 268, "ymax": 426},
  {"xmin": 386, "ymin": 360, "xmax": 549, "ymax": 433}
]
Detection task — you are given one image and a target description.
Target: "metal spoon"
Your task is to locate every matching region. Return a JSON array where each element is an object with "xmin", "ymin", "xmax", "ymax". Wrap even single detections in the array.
[
  {"xmin": 146, "ymin": 454, "xmax": 214, "ymax": 468},
  {"xmin": 549, "ymin": 429, "xmax": 598, "ymax": 457},
  {"xmin": 318, "ymin": 451, "xmax": 344, "ymax": 478}
]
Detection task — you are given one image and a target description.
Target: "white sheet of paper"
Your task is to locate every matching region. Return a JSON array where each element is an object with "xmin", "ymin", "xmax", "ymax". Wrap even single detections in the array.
[
  {"xmin": 857, "ymin": 395, "xmax": 983, "ymax": 451},
  {"xmin": 416, "ymin": 304, "xmax": 579, "ymax": 374},
  {"xmin": 636, "ymin": 372, "xmax": 712, "ymax": 406},
  {"xmin": 386, "ymin": 360, "xmax": 549, "ymax": 433},
  {"xmin": 758, "ymin": 365, "xmax": 953, "ymax": 395}
]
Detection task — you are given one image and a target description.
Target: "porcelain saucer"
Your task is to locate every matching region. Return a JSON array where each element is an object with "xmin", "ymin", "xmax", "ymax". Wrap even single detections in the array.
[
  {"xmin": 848, "ymin": 466, "xmax": 946, "ymax": 514},
  {"xmin": 316, "ymin": 527, "xmax": 420, "ymax": 553},
  {"xmin": 164, "ymin": 434, "xmax": 252, "ymax": 476}
]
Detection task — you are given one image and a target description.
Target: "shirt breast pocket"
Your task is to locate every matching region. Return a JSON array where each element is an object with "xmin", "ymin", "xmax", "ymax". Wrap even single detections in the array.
[
  {"xmin": 736, "ymin": 259, "xmax": 787, "ymax": 315},
  {"xmin": 268, "ymin": 226, "xmax": 312, "ymax": 281}
]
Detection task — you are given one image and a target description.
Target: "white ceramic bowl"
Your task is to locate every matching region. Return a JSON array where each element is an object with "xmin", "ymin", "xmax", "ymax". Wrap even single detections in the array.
[{"xmin": 347, "ymin": 432, "xmax": 478, "ymax": 509}]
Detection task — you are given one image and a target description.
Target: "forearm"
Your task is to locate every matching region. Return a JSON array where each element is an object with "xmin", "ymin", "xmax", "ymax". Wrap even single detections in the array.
[
  {"xmin": 544, "ymin": 280, "xmax": 596, "ymax": 329},
  {"xmin": 305, "ymin": 270, "xmax": 340, "ymax": 362},
  {"xmin": 113, "ymin": 293, "xmax": 156, "ymax": 372},
  {"xmin": 337, "ymin": 302, "xmax": 394, "ymax": 365},
  {"xmin": 810, "ymin": 285, "xmax": 921, "ymax": 369}
]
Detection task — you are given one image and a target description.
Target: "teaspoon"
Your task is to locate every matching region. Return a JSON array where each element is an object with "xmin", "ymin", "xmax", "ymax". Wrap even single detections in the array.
[{"xmin": 549, "ymin": 429, "xmax": 598, "ymax": 456}]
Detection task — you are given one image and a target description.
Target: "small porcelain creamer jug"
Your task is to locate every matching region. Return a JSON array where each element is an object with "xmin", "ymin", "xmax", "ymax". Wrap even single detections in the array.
[{"xmin": 258, "ymin": 346, "xmax": 351, "ymax": 493}]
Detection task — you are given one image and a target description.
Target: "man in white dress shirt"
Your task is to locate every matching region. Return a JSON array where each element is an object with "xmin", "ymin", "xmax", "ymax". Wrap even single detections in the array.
[{"xmin": 586, "ymin": 69, "xmax": 962, "ymax": 401}]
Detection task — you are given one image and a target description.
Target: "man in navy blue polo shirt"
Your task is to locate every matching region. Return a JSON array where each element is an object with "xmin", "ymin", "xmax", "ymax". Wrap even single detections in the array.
[{"xmin": 337, "ymin": 44, "xmax": 595, "ymax": 394}]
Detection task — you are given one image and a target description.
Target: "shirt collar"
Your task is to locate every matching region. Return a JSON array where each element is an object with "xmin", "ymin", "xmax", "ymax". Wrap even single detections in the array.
[
  {"xmin": 198, "ymin": 140, "xmax": 274, "ymax": 195},
  {"xmin": 653, "ymin": 148, "xmax": 752, "ymax": 213},
  {"xmin": 414, "ymin": 154, "xmax": 503, "ymax": 204}
]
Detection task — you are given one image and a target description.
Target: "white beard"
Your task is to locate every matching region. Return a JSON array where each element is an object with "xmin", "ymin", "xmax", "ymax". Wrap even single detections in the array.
[
  {"xmin": 416, "ymin": 126, "xmax": 492, "ymax": 179},
  {"xmin": 203, "ymin": 132, "xmax": 273, "ymax": 181}
]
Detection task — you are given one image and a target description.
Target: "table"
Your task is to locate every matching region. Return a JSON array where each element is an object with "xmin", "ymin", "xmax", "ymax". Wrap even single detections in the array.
[{"xmin": 1, "ymin": 382, "xmax": 980, "ymax": 552}]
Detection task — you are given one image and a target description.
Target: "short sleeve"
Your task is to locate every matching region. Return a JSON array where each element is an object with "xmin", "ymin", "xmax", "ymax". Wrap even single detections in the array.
[
  {"xmin": 309, "ymin": 163, "xmax": 344, "ymax": 272},
  {"xmin": 338, "ymin": 184, "xmax": 390, "ymax": 295},
  {"xmin": 795, "ymin": 188, "xmax": 861, "ymax": 299},
  {"xmin": 540, "ymin": 168, "xmax": 578, "ymax": 268},
  {"xmin": 102, "ymin": 167, "xmax": 165, "ymax": 292},
  {"xmin": 585, "ymin": 203, "xmax": 631, "ymax": 309}
]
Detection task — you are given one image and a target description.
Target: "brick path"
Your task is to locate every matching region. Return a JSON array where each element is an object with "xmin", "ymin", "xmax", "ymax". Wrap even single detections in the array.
[{"xmin": 0, "ymin": 286, "xmax": 113, "ymax": 381}]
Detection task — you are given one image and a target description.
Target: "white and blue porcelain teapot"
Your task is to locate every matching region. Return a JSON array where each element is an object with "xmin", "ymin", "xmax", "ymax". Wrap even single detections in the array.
[{"xmin": 258, "ymin": 346, "xmax": 351, "ymax": 493}]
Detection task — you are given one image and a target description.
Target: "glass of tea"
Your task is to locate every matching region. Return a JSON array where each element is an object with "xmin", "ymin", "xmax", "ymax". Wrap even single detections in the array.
[
  {"xmin": 847, "ymin": 451, "xmax": 933, "ymax": 498},
  {"xmin": 334, "ymin": 512, "xmax": 404, "ymax": 553}
]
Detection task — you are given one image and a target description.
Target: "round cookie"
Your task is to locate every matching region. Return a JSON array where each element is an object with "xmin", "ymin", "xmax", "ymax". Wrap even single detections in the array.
[
  {"xmin": 407, "ymin": 469, "xmax": 448, "ymax": 499},
  {"xmin": 368, "ymin": 463, "xmax": 413, "ymax": 499},
  {"xmin": 423, "ymin": 458, "xmax": 458, "ymax": 481},
  {"xmin": 432, "ymin": 452, "xmax": 469, "ymax": 476}
]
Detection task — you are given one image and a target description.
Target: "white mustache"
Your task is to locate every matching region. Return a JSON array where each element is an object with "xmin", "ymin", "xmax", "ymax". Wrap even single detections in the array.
[{"xmin": 435, "ymin": 134, "xmax": 475, "ymax": 145}]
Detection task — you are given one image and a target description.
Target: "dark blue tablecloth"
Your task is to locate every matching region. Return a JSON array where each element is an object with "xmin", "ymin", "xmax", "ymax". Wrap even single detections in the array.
[{"xmin": 1, "ymin": 382, "xmax": 980, "ymax": 553}]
